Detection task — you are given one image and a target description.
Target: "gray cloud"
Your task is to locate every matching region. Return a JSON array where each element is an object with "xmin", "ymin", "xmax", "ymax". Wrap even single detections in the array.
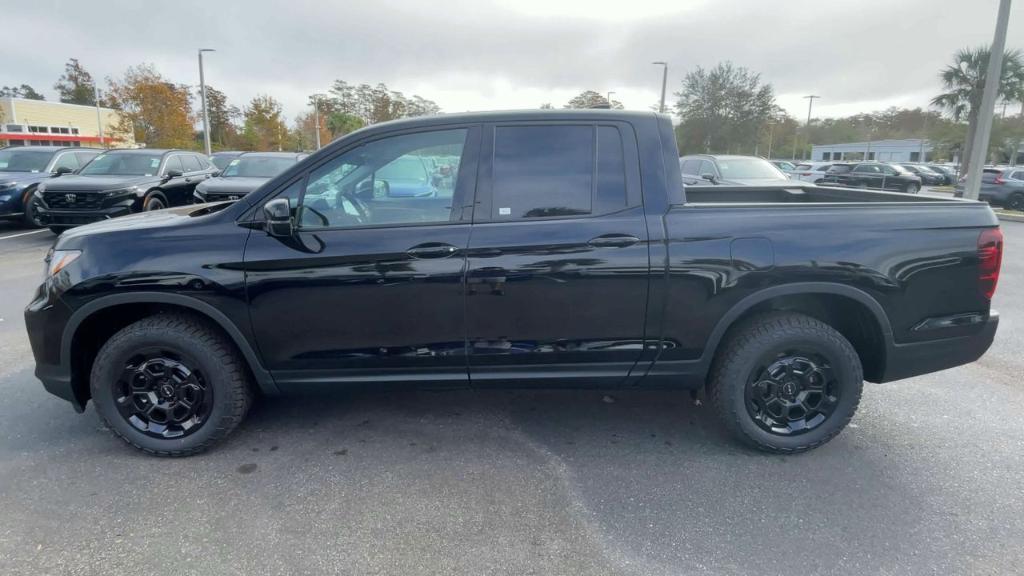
[{"xmin": 4, "ymin": 0, "xmax": 1021, "ymax": 120}]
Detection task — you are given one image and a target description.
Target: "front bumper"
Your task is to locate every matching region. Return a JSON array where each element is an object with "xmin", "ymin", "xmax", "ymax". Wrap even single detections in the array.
[
  {"xmin": 879, "ymin": 311, "xmax": 999, "ymax": 383},
  {"xmin": 38, "ymin": 206, "xmax": 132, "ymax": 227},
  {"xmin": 25, "ymin": 285, "xmax": 84, "ymax": 411}
]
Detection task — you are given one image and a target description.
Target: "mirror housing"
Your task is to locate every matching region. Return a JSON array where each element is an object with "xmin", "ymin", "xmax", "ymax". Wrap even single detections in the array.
[
  {"xmin": 263, "ymin": 198, "xmax": 294, "ymax": 237},
  {"xmin": 53, "ymin": 166, "xmax": 74, "ymax": 176},
  {"xmin": 701, "ymin": 173, "xmax": 718, "ymax": 184},
  {"xmin": 164, "ymin": 169, "xmax": 184, "ymax": 180}
]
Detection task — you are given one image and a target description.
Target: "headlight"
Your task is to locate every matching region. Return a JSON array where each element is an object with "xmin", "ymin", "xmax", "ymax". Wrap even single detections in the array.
[
  {"xmin": 0, "ymin": 182, "xmax": 15, "ymax": 191},
  {"xmin": 108, "ymin": 185, "xmax": 141, "ymax": 195},
  {"xmin": 46, "ymin": 249, "xmax": 82, "ymax": 277},
  {"xmin": 0, "ymin": 194, "xmax": 11, "ymax": 202},
  {"xmin": 36, "ymin": 183, "xmax": 46, "ymax": 194}
]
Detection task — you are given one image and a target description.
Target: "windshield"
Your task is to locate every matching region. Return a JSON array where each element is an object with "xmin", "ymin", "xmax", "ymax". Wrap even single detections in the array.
[
  {"xmin": 376, "ymin": 156, "xmax": 428, "ymax": 182},
  {"xmin": 0, "ymin": 148, "xmax": 54, "ymax": 173},
  {"xmin": 716, "ymin": 158, "xmax": 788, "ymax": 180},
  {"xmin": 914, "ymin": 165, "xmax": 938, "ymax": 174},
  {"xmin": 79, "ymin": 153, "xmax": 164, "ymax": 176},
  {"xmin": 222, "ymin": 156, "xmax": 297, "ymax": 178},
  {"xmin": 211, "ymin": 155, "xmax": 238, "ymax": 170}
]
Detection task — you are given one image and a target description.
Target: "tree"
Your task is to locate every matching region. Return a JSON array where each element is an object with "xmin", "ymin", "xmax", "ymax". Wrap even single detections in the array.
[
  {"xmin": 326, "ymin": 112, "xmax": 364, "ymax": 138},
  {"xmin": 539, "ymin": 103, "xmax": 554, "ymax": 110},
  {"xmin": 0, "ymin": 84, "xmax": 45, "ymax": 100},
  {"xmin": 54, "ymin": 58, "xmax": 96, "ymax": 105},
  {"xmin": 203, "ymin": 86, "xmax": 241, "ymax": 148},
  {"xmin": 105, "ymin": 64, "xmax": 194, "ymax": 148},
  {"xmin": 564, "ymin": 90, "xmax": 623, "ymax": 109},
  {"xmin": 241, "ymin": 95, "xmax": 288, "ymax": 151},
  {"xmin": 327, "ymin": 80, "xmax": 441, "ymax": 125},
  {"xmin": 673, "ymin": 62, "xmax": 776, "ymax": 155},
  {"xmin": 931, "ymin": 46, "xmax": 1024, "ymax": 172}
]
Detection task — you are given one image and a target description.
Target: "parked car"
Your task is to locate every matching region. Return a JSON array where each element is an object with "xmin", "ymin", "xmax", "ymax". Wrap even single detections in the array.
[
  {"xmin": 26, "ymin": 110, "xmax": 1000, "ymax": 458},
  {"xmin": 955, "ymin": 168, "xmax": 1024, "ymax": 210},
  {"xmin": 209, "ymin": 151, "xmax": 245, "ymax": 171},
  {"xmin": 791, "ymin": 162, "xmax": 852, "ymax": 184},
  {"xmin": 35, "ymin": 149, "xmax": 217, "ymax": 234},
  {"xmin": 0, "ymin": 146, "xmax": 102, "ymax": 227},
  {"xmin": 820, "ymin": 162, "xmax": 922, "ymax": 193},
  {"xmin": 897, "ymin": 163, "xmax": 945, "ymax": 186},
  {"xmin": 194, "ymin": 152, "xmax": 307, "ymax": 203},
  {"xmin": 769, "ymin": 160, "xmax": 798, "ymax": 175},
  {"xmin": 925, "ymin": 164, "xmax": 958, "ymax": 185},
  {"xmin": 680, "ymin": 154, "xmax": 792, "ymax": 185}
]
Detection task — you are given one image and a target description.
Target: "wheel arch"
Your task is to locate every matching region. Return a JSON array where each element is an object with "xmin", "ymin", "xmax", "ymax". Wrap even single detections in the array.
[
  {"xmin": 142, "ymin": 188, "xmax": 169, "ymax": 210},
  {"xmin": 701, "ymin": 283, "xmax": 893, "ymax": 383},
  {"xmin": 63, "ymin": 293, "xmax": 278, "ymax": 407}
]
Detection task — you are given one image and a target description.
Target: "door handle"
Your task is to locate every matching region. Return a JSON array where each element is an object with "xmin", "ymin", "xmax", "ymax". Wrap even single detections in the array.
[
  {"xmin": 407, "ymin": 243, "xmax": 459, "ymax": 259},
  {"xmin": 587, "ymin": 234, "xmax": 640, "ymax": 248}
]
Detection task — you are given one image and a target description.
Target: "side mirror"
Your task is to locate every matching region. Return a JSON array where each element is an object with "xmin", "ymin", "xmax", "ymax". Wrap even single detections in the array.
[
  {"xmin": 164, "ymin": 169, "xmax": 183, "ymax": 180},
  {"xmin": 701, "ymin": 173, "xmax": 718, "ymax": 184},
  {"xmin": 211, "ymin": 170, "xmax": 221, "ymax": 177},
  {"xmin": 53, "ymin": 166, "xmax": 74, "ymax": 176},
  {"xmin": 263, "ymin": 198, "xmax": 294, "ymax": 237}
]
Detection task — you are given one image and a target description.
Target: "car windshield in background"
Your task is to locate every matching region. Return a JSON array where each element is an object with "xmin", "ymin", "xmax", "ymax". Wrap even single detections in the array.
[
  {"xmin": 716, "ymin": 158, "xmax": 786, "ymax": 179},
  {"xmin": 79, "ymin": 153, "xmax": 165, "ymax": 176},
  {"xmin": 0, "ymin": 149, "xmax": 53, "ymax": 172},
  {"xmin": 222, "ymin": 156, "xmax": 297, "ymax": 178},
  {"xmin": 377, "ymin": 156, "xmax": 428, "ymax": 183},
  {"xmin": 915, "ymin": 165, "xmax": 939, "ymax": 174},
  {"xmin": 828, "ymin": 165, "xmax": 853, "ymax": 173},
  {"xmin": 211, "ymin": 155, "xmax": 238, "ymax": 170}
]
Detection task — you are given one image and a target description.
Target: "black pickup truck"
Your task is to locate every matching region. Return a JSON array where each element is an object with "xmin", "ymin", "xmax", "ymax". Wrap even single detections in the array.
[{"xmin": 25, "ymin": 110, "xmax": 1002, "ymax": 456}]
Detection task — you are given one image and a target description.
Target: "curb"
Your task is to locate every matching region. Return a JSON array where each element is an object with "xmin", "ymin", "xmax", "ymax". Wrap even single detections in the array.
[{"xmin": 996, "ymin": 212, "xmax": 1024, "ymax": 223}]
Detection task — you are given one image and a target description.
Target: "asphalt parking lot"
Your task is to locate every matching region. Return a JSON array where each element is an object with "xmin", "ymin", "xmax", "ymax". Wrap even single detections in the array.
[{"xmin": 0, "ymin": 220, "xmax": 1022, "ymax": 576}]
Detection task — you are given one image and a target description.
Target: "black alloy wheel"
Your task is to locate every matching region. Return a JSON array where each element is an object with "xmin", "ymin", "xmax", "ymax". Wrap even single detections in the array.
[
  {"xmin": 114, "ymin": 348, "xmax": 212, "ymax": 439},
  {"xmin": 744, "ymin": 352, "xmax": 839, "ymax": 436}
]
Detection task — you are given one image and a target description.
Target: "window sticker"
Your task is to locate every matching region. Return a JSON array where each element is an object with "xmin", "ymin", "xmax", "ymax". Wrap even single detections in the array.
[{"xmin": 499, "ymin": 207, "xmax": 511, "ymax": 216}]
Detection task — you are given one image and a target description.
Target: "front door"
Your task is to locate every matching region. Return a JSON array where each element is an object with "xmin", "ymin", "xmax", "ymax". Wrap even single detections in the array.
[
  {"xmin": 244, "ymin": 126, "xmax": 480, "ymax": 387},
  {"xmin": 465, "ymin": 122, "xmax": 650, "ymax": 387}
]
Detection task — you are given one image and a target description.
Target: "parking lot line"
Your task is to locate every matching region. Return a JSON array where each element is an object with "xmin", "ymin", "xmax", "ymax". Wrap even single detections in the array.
[{"xmin": 0, "ymin": 230, "xmax": 47, "ymax": 241}]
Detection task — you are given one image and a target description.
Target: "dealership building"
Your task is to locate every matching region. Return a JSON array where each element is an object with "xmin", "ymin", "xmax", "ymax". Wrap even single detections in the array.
[
  {"xmin": 810, "ymin": 139, "xmax": 933, "ymax": 163},
  {"xmin": 0, "ymin": 97, "xmax": 134, "ymax": 148}
]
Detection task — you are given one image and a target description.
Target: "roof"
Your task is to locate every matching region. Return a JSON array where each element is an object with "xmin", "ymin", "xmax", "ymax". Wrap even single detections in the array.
[
  {"xmin": 238, "ymin": 151, "xmax": 306, "ymax": 159},
  {"xmin": 680, "ymin": 154, "xmax": 764, "ymax": 160},
  {"xmin": 0, "ymin": 145, "xmax": 102, "ymax": 152},
  {"xmin": 0, "ymin": 96, "xmax": 119, "ymax": 113},
  {"xmin": 99, "ymin": 148, "xmax": 182, "ymax": 155}
]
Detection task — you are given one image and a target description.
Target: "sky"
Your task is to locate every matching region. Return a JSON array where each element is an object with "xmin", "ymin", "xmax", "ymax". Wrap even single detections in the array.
[{"xmin": 4, "ymin": 0, "xmax": 1022, "ymax": 124}]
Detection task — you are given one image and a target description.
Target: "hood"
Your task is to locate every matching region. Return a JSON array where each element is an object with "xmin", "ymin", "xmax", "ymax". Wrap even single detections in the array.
[
  {"xmin": 387, "ymin": 180, "xmax": 435, "ymax": 198},
  {"xmin": 197, "ymin": 176, "xmax": 270, "ymax": 195},
  {"xmin": 0, "ymin": 171, "xmax": 50, "ymax": 189},
  {"xmin": 56, "ymin": 203, "xmax": 230, "ymax": 245},
  {"xmin": 42, "ymin": 174, "xmax": 154, "ymax": 192}
]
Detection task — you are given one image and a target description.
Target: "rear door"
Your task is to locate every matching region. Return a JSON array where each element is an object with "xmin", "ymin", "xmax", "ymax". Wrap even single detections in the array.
[
  {"xmin": 850, "ymin": 164, "xmax": 882, "ymax": 188},
  {"xmin": 465, "ymin": 122, "xmax": 649, "ymax": 387}
]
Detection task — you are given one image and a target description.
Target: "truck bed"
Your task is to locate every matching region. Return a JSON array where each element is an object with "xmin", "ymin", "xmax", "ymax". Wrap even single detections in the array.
[{"xmin": 683, "ymin": 183, "xmax": 960, "ymax": 204}]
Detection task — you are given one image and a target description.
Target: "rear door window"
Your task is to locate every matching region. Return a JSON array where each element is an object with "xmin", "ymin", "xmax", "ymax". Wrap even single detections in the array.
[
  {"xmin": 163, "ymin": 155, "xmax": 184, "ymax": 175},
  {"xmin": 182, "ymin": 155, "xmax": 204, "ymax": 173},
  {"xmin": 491, "ymin": 125, "xmax": 593, "ymax": 219},
  {"xmin": 51, "ymin": 152, "xmax": 80, "ymax": 171}
]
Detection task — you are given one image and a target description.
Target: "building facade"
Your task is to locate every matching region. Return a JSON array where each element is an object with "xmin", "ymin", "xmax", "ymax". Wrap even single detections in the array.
[
  {"xmin": 810, "ymin": 139, "xmax": 933, "ymax": 163},
  {"xmin": 0, "ymin": 97, "xmax": 135, "ymax": 148}
]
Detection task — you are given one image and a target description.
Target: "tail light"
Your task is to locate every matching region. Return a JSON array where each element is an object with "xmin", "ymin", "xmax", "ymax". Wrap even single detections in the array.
[
  {"xmin": 801, "ymin": 172, "xmax": 812, "ymax": 176},
  {"xmin": 994, "ymin": 174, "xmax": 1006, "ymax": 184},
  {"xmin": 978, "ymin": 228, "xmax": 1003, "ymax": 300}
]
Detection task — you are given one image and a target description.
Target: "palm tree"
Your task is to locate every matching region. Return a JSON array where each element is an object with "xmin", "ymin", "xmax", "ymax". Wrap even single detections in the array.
[{"xmin": 931, "ymin": 46, "xmax": 1024, "ymax": 174}]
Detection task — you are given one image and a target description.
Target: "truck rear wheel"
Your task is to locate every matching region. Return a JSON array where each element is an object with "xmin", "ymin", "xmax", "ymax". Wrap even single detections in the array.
[
  {"xmin": 708, "ymin": 312, "xmax": 863, "ymax": 453},
  {"xmin": 90, "ymin": 313, "xmax": 254, "ymax": 456}
]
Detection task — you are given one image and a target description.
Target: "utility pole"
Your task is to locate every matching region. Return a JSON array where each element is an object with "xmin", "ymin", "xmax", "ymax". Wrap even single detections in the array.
[
  {"xmin": 94, "ymin": 85, "xmax": 104, "ymax": 148},
  {"xmin": 963, "ymin": 0, "xmax": 1012, "ymax": 200},
  {"xmin": 652, "ymin": 62, "xmax": 668, "ymax": 114},
  {"xmin": 803, "ymin": 95, "xmax": 820, "ymax": 161},
  {"xmin": 766, "ymin": 123, "xmax": 774, "ymax": 159},
  {"xmin": 198, "ymin": 48, "xmax": 215, "ymax": 156},
  {"xmin": 312, "ymin": 94, "xmax": 322, "ymax": 150}
]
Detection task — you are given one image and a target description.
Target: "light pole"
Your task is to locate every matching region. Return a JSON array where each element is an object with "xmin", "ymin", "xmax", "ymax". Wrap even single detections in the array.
[
  {"xmin": 311, "ymin": 94, "xmax": 323, "ymax": 150},
  {"xmin": 198, "ymin": 48, "xmax": 215, "ymax": 156},
  {"xmin": 963, "ymin": 0, "xmax": 1012, "ymax": 200},
  {"xmin": 803, "ymin": 95, "xmax": 820, "ymax": 160},
  {"xmin": 94, "ymin": 85, "xmax": 104, "ymax": 148},
  {"xmin": 652, "ymin": 61, "xmax": 668, "ymax": 114}
]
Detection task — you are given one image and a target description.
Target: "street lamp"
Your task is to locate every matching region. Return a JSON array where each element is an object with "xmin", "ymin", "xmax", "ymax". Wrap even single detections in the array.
[
  {"xmin": 803, "ymin": 95, "xmax": 820, "ymax": 161},
  {"xmin": 652, "ymin": 61, "xmax": 668, "ymax": 114},
  {"xmin": 198, "ymin": 48, "xmax": 215, "ymax": 156},
  {"xmin": 311, "ymin": 93, "xmax": 328, "ymax": 150}
]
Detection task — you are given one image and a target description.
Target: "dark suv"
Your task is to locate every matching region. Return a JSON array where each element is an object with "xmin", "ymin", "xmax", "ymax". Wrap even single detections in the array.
[
  {"xmin": 194, "ymin": 152, "xmax": 307, "ymax": 203},
  {"xmin": 0, "ymin": 146, "xmax": 102, "ymax": 227},
  {"xmin": 821, "ymin": 162, "xmax": 922, "ymax": 193},
  {"xmin": 36, "ymin": 149, "xmax": 217, "ymax": 233}
]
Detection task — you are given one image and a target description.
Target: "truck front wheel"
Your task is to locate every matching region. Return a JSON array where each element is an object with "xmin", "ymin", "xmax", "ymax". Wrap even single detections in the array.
[
  {"xmin": 90, "ymin": 313, "xmax": 254, "ymax": 456},
  {"xmin": 708, "ymin": 312, "xmax": 863, "ymax": 453}
]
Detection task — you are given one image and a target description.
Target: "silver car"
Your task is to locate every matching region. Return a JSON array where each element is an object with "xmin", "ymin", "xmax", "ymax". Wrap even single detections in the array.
[{"xmin": 956, "ymin": 168, "xmax": 1024, "ymax": 210}]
